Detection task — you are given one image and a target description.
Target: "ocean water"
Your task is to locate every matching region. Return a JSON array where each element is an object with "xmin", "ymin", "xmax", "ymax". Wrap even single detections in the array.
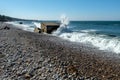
[{"xmin": 7, "ymin": 21, "xmax": 120, "ymax": 54}]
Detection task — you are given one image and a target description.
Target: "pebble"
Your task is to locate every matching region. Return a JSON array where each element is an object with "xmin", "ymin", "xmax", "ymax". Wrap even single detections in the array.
[
  {"xmin": 0, "ymin": 45, "xmax": 2, "ymax": 48},
  {"xmin": 0, "ymin": 23, "xmax": 119, "ymax": 80},
  {"xmin": 0, "ymin": 52, "xmax": 5, "ymax": 58},
  {"xmin": 24, "ymin": 73, "xmax": 31, "ymax": 79}
]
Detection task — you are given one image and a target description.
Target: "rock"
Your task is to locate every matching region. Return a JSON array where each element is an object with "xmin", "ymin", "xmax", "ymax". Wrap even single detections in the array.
[
  {"xmin": 1, "ymin": 65, "xmax": 5, "ymax": 69},
  {"xmin": 52, "ymin": 74, "xmax": 59, "ymax": 79},
  {"xmin": 24, "ymin": 73, "xmax": 31, "ymax": 79},
  {"xmin": 67, "ymin": 65, "xmax": 78, "ymax": 75},
  {"xmin": 19, "ymin": 22, "xmax": 23, "ymax": 24},
  {"xmin": 3, "ymin": 26, "xmax": 10, "ymax": 30},
  {"xmin": 21, "ymin": 69, "xmax": 27, "ymax": 75},
  {"xmin": 38, "ymin": 76, "xmax": 47, "ymax": 80},
  {"xmin": 62, "ymin": 74, "xmax": 68, "ymax": 79},
  {"xmin": 17, "ymin": 71, "xmax": 22, "ymax": 76},
  {"xmin": 9, "ymin": 62, "xmax": 16, "ymax": 67},
  {"xmin": 0, "ymin": 52, "xmax": 5, "ymax": 58},
  {"xmin": 17, "ymin": 76, "xmax": 25, "ymax": 80},
  {"xmin": 0, "ymin": 45, "xmax": 2, "ymax": 48},
  {"xmin": 12, "ymin": 67, "xmax": 16, "ymax": 71}
]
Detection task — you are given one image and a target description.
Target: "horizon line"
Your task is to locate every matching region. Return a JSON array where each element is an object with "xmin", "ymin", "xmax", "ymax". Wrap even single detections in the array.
[{"xmin": 1, "ymin": 14, "xmax": 120, "ymax": 21}]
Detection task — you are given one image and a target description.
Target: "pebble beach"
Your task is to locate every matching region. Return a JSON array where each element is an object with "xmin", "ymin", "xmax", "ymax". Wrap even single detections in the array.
[{"xmin": 0, "ymin": 22, "xmax": 120, "ymax": 80}]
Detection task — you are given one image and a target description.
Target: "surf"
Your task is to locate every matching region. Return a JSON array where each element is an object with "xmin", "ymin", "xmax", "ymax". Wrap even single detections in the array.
[
  {"xmin": 52, "ymin": 14, "xmax": 70, "ymax": 35},
  {"xmin": 6, "ymin": 18, "xmax": 120, "ymax": 54},
  {"xmin": 59, "ymin": 32, "xmax": 120, "ymax": 54},
  {"xmin": 53, "ymin": 16, "xmax": 120, "ymax": 54},
  {"xmin": 6, "ymin": 21, "xmax": 35, "ymax": 32}
]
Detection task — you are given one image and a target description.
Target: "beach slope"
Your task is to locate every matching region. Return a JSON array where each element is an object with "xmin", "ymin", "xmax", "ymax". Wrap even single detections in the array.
[{"xmin": 0, "ymin": 22, "xmax": 120, "ymax": 80}]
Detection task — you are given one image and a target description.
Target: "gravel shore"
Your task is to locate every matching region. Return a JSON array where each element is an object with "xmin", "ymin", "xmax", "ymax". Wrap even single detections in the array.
[{"xmin": 0, "ymin": 22, "xmax": 120, "ymax": 80}]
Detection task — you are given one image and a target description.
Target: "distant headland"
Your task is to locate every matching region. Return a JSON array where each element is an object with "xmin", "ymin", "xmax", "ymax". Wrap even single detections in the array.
[{"xmin": 0, "ymin": 14, "xmax": 33, "ymax": 22}]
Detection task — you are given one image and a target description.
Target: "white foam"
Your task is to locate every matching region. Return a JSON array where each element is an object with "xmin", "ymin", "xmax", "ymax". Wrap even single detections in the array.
[
  {"xmin": 58, "ymin": 32, "xmax": 120, "ymax": 54},
  {"xmin": 6, "ymin": 22, "xmax": 35, "ymax": 32},
  {"xmin": 53, "ymin": 15, "xmax": 120, "ymax": 54},
  {"xmin": 33, "ymin": 22, "xmax": 41, "ymax": 28},
  {"xmin": 53, "ymin": 15, "xmax": 69, "ymax": 35},
  {"xmin": 80, "ymin": 29, "xmax": 98, "ymax": 33},
  {"xmin": 60, "ymin": 14, "xmax": 69, "ymax": 26}
]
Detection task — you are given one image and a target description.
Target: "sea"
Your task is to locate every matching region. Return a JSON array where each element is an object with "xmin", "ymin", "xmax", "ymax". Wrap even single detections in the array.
[{"xmin": 7, "ymin": 20, "xmax": 120, "ymax": 54}]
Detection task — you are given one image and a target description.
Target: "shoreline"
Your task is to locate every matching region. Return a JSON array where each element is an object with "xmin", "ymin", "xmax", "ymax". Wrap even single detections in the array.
[{"xmin": 0, "ymin": 22, "xmax": 120, "ymax": 79}]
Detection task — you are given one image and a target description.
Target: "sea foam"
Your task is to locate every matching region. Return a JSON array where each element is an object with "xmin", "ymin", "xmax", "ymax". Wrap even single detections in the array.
[
  {"xmin": 53, "ymin": 15, "xmax": 120, "ymax": 54},
  {"xmin": 6, "ymin": 21, "xmax": 35, "ymax": 32},
  {"xmin": 58, "ymin": 32, "xmax": 120, "ymax": 54},
  {"xmin": 33, "ymin": 22, "xmax": 41, "ymax": 28},
  {"xmin": 6, "ymin": 19, "xmax": 120, "ymax": 54}
]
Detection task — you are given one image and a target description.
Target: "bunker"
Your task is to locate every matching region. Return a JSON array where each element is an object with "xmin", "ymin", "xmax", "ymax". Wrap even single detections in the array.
[{"xmin": 34, "ymin": 22, "xmax": 60, "ymax": 34}]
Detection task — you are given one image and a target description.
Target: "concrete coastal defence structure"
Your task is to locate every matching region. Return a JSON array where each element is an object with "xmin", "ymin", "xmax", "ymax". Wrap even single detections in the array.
[{"xmin": 34, "ymin": 22, "xmax": 60, "ymax": 34}]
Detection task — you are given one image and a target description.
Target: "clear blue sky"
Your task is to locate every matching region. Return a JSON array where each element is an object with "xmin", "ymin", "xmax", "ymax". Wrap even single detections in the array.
[{"xmin": 0, "ymin": 0, "xmax": 120, "ymax": 20}]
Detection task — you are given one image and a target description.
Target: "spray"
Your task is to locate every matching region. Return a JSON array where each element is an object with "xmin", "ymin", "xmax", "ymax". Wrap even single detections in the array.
[{"xmin": 52, "ymin": 14, "xmax": 69, "ymax": 35}]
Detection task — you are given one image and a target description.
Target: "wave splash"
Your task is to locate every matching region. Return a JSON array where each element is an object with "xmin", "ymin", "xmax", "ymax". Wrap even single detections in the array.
[
  {"xmin": 53, "ymin": 15, "xmax": 120, "ymax": 54},
  {"xmin": 59, "ymin": 32, "xmax": 120, "ymax": 54},
  {"xmin": 6, "ymin": 18, "xmax": 120, "ymax": 54},
  {"xmin": 53, "ymin": 14, "xmax": 70, "ymax": 35},
  {"xmin": 6, "ymin": 21, "xmax": 36, "ymax": 32},
  {"xmin": 33, "ymin": 22, "xmax": 41, "ymax": 28}
]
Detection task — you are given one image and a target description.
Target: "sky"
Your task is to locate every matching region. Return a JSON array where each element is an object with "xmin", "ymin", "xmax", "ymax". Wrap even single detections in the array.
[{"xmin": 0, "ymin": 0, "xmax": 120, "ymax": 20}]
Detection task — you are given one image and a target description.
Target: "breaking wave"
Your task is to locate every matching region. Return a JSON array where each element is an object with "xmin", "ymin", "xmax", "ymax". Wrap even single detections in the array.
[
  {"xmin": 33, "ymin": 22, "xmax": 41, "ymax": 28},
  {"xmin": 6, "ymin": 17, "xmax": 120, "ymax": 54},
  {"xmin": 6, "ymin": 21, "xmax": 35, "ymax": 32},
  {"xmin": 53, "ymin": 15, "xmax": 120, "ymax": 54},
  {"xmin": 58, "ymin": 32, "xmax": 120, "ymax": 54}
]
